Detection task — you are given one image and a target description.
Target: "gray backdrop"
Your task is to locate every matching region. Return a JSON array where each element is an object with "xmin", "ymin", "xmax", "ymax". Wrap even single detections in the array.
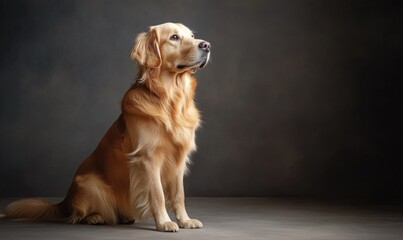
[{"xmin": 0, "ymin": 0, "xmax": 401, "ymax": 198}]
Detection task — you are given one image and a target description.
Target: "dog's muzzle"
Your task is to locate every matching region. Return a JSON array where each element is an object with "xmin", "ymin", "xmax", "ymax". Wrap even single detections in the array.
[{"xmin": 177, "ymin": 41, "xmax": 211, "ymax": 70}]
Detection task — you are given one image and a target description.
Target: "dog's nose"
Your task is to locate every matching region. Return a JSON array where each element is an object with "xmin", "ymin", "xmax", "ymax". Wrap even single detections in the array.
[{"xmin": 198, "ymin": 41, "xmax": 211, "ymax": 52}]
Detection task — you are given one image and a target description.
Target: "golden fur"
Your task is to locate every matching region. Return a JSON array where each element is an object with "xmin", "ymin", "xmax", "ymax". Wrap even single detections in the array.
[{"xmin": 4, "ymin": 22, "xmax": 211, "ymax": 232}]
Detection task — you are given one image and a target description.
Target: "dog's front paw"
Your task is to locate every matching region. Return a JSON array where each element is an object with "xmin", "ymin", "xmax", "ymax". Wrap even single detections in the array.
[
  {"xmin": 178, "ymin": 219, "xmax": 203, "ymax": 229},
  {"xmin": 157, "ymin": 221, "xmax": 179, "ymax": 232}
]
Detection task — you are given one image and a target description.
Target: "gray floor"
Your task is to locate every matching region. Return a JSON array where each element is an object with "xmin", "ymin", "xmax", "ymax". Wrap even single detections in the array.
[{"xmin": 1, "ymin": 198, "xmax": 403, "ymax": 240}]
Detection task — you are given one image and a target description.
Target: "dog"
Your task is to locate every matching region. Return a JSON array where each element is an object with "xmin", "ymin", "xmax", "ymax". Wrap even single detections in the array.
[{"xmin": 4, "ymin": 22, "xmax": 211, "ymax": 232}]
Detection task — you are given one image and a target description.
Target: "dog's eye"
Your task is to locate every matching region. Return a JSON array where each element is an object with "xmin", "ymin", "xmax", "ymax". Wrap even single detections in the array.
[
  {"xmin": 170, "ymin": 34, "xmax": 179, "ymax": 41},
  {"xmin": 191, "ymin": 34, "xmax": 194, "ymax": 38}
]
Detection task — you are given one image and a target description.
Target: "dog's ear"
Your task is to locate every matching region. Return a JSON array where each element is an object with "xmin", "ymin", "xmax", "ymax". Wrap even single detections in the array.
[{"xmin": 131, "ymin": 27, "xmax": 161, "ymax": 68}]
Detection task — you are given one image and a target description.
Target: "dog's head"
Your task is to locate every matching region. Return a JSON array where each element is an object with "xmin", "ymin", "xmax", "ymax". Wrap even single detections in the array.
[{"xmin": 131, "ymin": 22, "xmax": 211, "ymax": 73}]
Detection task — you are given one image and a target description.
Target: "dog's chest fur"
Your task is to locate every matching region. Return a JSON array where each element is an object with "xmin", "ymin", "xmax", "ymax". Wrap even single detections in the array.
[
  {"xmin": 124, "ymin": 74, "xmax": 200, "ymax": 163},
  {"xmin": 165, "ymin": 82, "xmax": 200, "ymax": 151}
]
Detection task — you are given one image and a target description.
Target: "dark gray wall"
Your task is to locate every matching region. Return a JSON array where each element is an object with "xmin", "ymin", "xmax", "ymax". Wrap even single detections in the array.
[{"xmin": 0, "ymin": 0, "xmax": 402, "ymax": 198}]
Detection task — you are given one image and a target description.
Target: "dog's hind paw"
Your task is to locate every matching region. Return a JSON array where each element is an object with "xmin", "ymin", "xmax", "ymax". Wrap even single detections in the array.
[{"xmin": 81, "ymin": 213, "xmax": 105, "ymax": 225}]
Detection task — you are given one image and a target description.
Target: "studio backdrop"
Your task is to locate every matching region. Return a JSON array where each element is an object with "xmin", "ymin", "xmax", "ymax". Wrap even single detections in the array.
[{"xmin": 0, "ymin": 0, "xmax": 401, "ymax": 199}]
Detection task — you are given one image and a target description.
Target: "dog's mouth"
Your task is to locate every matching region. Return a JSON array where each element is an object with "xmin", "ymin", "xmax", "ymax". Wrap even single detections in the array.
[
  {"xmin": 177, "ymin": 60, "xmax": 205, "ymax": 70},
  {"xmin": 177, "ymin": 56, "xmax": 209, "ymax": 70}
]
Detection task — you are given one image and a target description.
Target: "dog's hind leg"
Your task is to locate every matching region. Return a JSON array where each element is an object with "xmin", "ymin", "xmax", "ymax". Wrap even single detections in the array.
[{"xmin": 66, "ymin": 174, "xmax": 118, "ymax": 224}]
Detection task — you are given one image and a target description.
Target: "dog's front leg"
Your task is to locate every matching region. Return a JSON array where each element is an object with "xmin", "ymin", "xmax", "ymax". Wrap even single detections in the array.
[
  {"xmin": 144, "ymin": 160, "xmax": 179, "ymax": 232},
  {"xmin": 170, "ymin": 167, "xmax": 203, "ymax": 229}
]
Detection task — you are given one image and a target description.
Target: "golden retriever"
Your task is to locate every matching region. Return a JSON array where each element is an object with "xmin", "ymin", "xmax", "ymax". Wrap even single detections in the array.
[{"xmin": 4, "ymin": 22, "xmax": 210, "ymax": 232}]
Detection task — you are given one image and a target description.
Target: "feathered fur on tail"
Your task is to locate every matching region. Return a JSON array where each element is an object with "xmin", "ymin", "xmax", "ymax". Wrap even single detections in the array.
[{"xmin": 4, "ymin": 198, "xmax": 65, "ymax": 221}]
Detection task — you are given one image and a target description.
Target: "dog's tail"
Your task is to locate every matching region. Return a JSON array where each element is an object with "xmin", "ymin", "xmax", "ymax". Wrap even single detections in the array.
[{"xmin": 4, "ymin": 198, "xmax": 66, "ymax": 221}]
